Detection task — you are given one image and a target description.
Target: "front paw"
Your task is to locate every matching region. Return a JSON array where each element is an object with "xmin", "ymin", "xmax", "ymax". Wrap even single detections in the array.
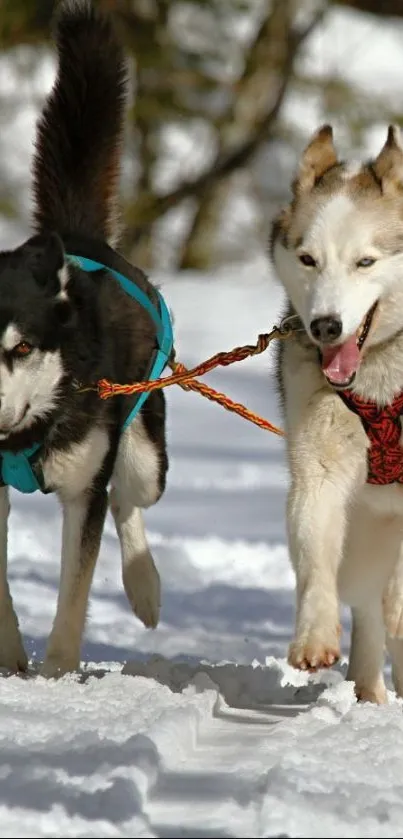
[
  {"xmin": 40, "ymin": 658, "xmax": 79, "ymax": 679},
  {"xmin": 355, "ymin": 683, "xmax": 387, "ymax": 704},
  {"xmin": 288, "ymin": 626, "xmax": 341, "ymax": 672},
  {"xmin": 41, "ymin": 645, "xmax": 80, "ymax": 679}
]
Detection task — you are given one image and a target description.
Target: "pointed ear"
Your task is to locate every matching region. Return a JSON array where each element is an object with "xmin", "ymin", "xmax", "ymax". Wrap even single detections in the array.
[
  {"xmin": 292, "ymin": 125, "xmax": 338, "ymax": 196},
  {"xmin": 372, "ymin": 125, "xmax": 403, "ymax": 195},
  {"xmin": 23, "ymin": 232, "xmax": 65, "ymax": 285}
]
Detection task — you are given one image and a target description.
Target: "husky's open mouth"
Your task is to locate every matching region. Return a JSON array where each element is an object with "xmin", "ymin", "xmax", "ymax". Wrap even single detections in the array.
[{"xmin": 320, "ymin": 301, "xmax": 378, "ymax": 389}]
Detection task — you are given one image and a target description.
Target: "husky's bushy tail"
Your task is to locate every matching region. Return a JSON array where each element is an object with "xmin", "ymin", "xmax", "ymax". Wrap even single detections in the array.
[{"xmin": 32, "ymin": 0, "xmax": 127, "ymax": 246}]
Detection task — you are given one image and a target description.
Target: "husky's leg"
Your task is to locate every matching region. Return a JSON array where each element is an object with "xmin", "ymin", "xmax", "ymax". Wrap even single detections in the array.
[
  {"xmin": 348, "ymin": 605, "xmax": 386, "ymax": 704},
  {"xmin": 340, "ymin": 504, "xmax": 403, "ymax": 702},
  {"xmin": 110, "ymin": 404, "xmax": 167, "ymax": 629},
  {"xmin": 383, "ymin": 545, "xmax": 403, "ymax": 638},
  {"xmin": 282, "ymin": 343, "xmax": 366, "ymax": 672},
  {"xmin": 287, "ymin": 470, "xmax": 347, "ymax": 671},
  {"xmin": 286, "ymin": 409, "xmax": 365, "ymax": 670},
  {"xmin": 383, "ymin": 541, "xmax": 403, "ymax": 698},
  {"xmin": 41, "ymin": 486, "xmax": 107, "ymax": 678},
  {"xmin": 0, "ymin": 487, "xmax": 27, "ymax": 672},
  {"xmin": 386, "ymin": 637, "xmax": 403, "ymax": 698},
  {"xmin": 110, "ymin": 496, "xmax": 160, "ymax": 628}
]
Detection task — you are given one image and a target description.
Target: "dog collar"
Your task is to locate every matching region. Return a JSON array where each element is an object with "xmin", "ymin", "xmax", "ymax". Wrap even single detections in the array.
[{"xmin": 0, "ymin": 239, "xmax": 173, "ymax": 494}]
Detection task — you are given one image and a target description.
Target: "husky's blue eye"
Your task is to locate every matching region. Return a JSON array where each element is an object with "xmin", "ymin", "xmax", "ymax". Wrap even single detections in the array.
[
  {"xmin": 299, "ymin": 253, "xmax": 316, "ymax": 268},
  {"xmin": 357, "ymin": 257, "xmax": 376, "ymax": 268}
]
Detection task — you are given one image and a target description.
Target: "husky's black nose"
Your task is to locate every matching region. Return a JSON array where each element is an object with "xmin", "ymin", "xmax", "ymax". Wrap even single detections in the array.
[{"xmin": 310, "ymin": 316, "xmax": 342, "ymax": 344}]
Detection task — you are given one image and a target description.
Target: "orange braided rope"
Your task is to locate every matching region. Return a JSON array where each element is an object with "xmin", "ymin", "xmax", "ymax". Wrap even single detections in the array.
[{"xmin": 82, "ymin": 324, "xmax": 296, "ymax": 436}]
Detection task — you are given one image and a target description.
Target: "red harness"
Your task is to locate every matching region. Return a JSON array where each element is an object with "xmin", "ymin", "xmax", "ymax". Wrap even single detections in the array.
[{"xmin": 338, "ymin": 389, "xmax": 403, "ymax": 485}]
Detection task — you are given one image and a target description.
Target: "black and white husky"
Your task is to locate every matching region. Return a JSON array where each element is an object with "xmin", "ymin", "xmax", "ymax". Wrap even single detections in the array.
[{"xmin": 0, "ymin": 0, "xmax": 169, "ymax": 677}]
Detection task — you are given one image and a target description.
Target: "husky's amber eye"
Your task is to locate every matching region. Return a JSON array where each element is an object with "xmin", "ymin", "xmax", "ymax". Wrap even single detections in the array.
[
  {"xmin": 13, "ymin": 341, "xmax": 33, "ymax": 357},
  {"xmin": 356, "ymin": 257, "xmax": 376, "ymax": 268},
  {"xmin": 299, "ymin": 253, "xmax": 317, "ymax": 268}
]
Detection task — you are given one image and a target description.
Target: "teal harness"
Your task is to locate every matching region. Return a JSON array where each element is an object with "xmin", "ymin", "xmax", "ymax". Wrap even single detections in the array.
[{"xmin": 0, "ymin": 246, "xmax": 173, "ymax": 495}]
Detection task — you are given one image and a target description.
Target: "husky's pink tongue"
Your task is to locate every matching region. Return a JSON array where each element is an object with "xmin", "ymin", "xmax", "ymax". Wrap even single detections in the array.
[{"xmin": 321, "ymin": 335, "xmax": 360, "ymax": 384}]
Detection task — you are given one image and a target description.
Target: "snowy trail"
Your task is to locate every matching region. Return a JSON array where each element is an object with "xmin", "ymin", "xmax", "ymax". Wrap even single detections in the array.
[
  {"xmin": 2, "ymin": 662, "xmax": 403, "ymax": 838},
  {"xmin": 0, "ymin": 665, "xmax": 304, "ymax": 838}
]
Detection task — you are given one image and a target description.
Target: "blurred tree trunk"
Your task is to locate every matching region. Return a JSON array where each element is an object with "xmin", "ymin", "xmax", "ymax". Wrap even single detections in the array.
[{"xmin": 178, "ymin": 180, "xmax": 230, "ymax": 271}]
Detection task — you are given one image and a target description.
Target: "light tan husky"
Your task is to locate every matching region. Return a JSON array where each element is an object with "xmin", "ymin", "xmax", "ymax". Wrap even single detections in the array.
[{"xmin": 271, "ymin": 124, "xmax": 403, "ymax": 703}]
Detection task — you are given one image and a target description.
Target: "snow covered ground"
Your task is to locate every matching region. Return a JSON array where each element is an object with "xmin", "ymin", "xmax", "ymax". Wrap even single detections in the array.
[{"xmin": 0, "ymin": 261, "xmax": 402, "ymax": 838}]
